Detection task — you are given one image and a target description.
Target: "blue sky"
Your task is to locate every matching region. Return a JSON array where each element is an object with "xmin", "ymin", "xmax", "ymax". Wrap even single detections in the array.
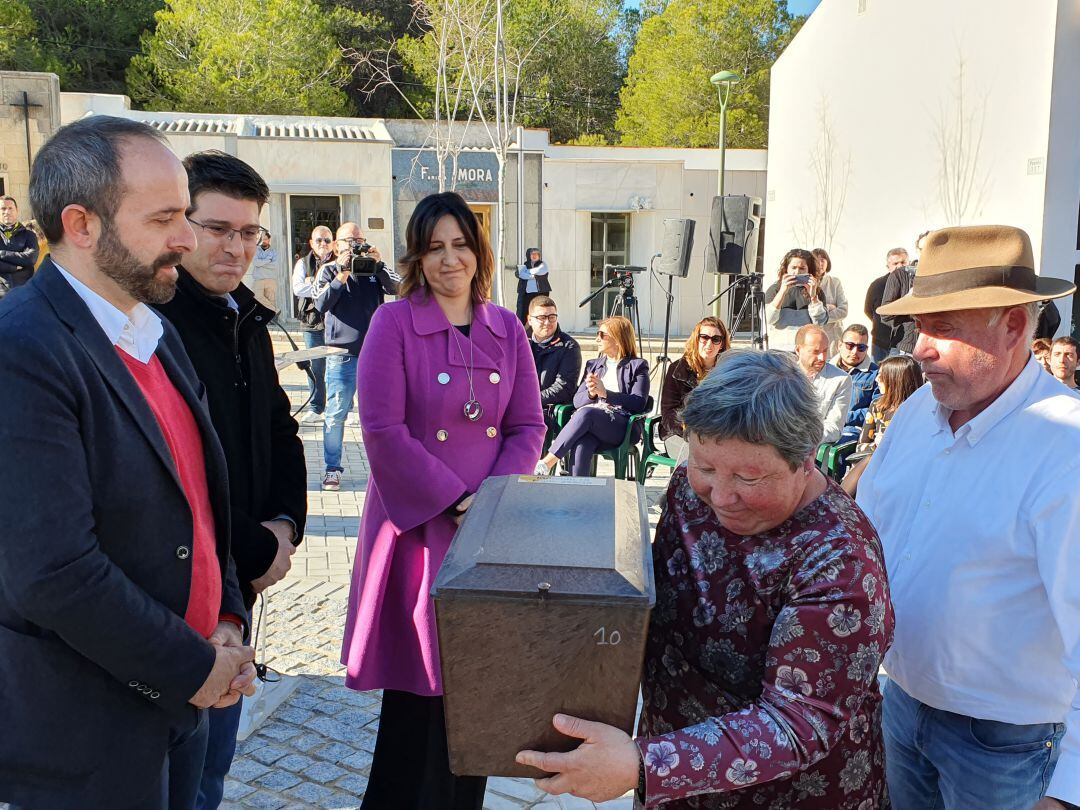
[{"xmin": 623, "ymin": 0, "xmax": 822, "ymax": 15}]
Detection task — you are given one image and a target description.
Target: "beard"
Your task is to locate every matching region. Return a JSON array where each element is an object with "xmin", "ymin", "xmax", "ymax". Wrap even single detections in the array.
[{"xmin": 94, "ymin": 220, "xmax": 183, "ymax": 305}]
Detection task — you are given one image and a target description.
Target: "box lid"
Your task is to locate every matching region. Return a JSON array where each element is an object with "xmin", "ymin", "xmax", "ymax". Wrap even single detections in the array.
[{"xmin": 432, "ymin": 475, "xmax": 655, "ymax": 605}]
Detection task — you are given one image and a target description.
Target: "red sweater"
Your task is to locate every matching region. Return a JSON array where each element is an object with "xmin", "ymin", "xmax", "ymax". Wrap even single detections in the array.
[{"xmin": 119, "ymin": 350, "xmax": 221, "ymax": 638}]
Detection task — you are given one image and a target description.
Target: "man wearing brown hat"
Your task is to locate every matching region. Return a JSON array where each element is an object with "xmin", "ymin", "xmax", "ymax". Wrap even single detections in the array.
[{"xmin": 857, "ymin": 225, "xmax": 1080, "ymax": 810}]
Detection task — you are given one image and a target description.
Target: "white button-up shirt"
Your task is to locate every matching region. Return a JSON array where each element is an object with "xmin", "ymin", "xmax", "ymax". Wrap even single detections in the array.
[
  {"xmin": 858, "ymin": 355, "xmax": 1080, "ymax": 803},
  {"xmin": 56, "ymin": 263, "xmax": 163, "ymax": 363},
  {"xmin": 808, "ymin": 361, "xmax": 853, "ymax": 444}
]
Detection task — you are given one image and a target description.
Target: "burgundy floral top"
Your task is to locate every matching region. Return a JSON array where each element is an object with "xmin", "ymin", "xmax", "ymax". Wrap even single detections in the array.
[{"xmin": 635, "ymin": 468, "xmax": 894, "ymax": 808}]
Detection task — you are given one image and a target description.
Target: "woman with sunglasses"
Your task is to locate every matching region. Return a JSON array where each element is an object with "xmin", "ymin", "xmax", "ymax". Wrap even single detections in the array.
[
  {"xmin": 533, "ymin": 315, "xmax": 649, "ymax": 476},
  {"xmin": 659, "ymin": 316, "xmax": 729, "ymax": 462}
]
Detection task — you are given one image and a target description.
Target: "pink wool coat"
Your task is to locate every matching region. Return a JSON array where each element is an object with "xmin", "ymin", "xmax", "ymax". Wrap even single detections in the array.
[{"xmin": 340, "ymin": 291, "xmax": 546, "ymax": 696}]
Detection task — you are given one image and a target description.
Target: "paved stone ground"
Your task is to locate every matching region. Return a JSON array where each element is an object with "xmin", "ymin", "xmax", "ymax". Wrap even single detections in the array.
[{"xmin": 213, "ymin": 335, "xmax": 672, "ymax": 809}]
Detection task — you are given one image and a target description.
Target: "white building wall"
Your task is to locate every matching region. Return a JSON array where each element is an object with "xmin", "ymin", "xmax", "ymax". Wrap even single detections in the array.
[
  {"xmin": 765, "ymin": 0, "xmax": 1070, "ymax": 340},
  {"xmin": 542, "ymin": 148, "xmax": 768, "ymax": 336},
  {"xmin": 1041, "ymin": 0, "xmax": 1080, "ymax": 332}
]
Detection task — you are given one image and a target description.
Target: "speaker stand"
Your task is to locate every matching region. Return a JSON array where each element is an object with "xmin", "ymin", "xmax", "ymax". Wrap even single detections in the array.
[{"xmin": 652, "ymin": 274, "xmax": 676, "ymax": 415}]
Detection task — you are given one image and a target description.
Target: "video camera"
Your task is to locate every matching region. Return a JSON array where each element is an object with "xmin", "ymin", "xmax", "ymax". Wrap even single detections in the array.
[
  {"xmin": 348, "ymin": 240, "xmax": 378, "ymax": 276},
  {"xmin": 604, "ymin": 264, "xmax": 645, "ymax": 289}
]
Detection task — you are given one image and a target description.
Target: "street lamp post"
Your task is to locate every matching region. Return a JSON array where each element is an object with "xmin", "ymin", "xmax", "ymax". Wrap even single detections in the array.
[{"xmin": 710, "ymin": 70, "xmax": 740, "ymax": 318}]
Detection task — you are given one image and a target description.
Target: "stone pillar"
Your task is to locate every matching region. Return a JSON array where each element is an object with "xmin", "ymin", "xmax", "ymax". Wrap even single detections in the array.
[{"xmin": 0, "ymin": 72, "xmax": 61, "ymax": 209}]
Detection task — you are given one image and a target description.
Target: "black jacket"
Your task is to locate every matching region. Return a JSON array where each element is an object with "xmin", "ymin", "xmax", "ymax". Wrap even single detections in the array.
[
  {"xmin": 156, "ymin": 270, "xmax": 307, "ymax": 609},
  {"xmin": 0, "ymin": 260, "xmax": 245, "ymax": 807},
  {"xmin": 0, "ymin": 222, "xmax": 39, "ymax": 295},
  {"xmin": 313, "ymin": 258, "xmax": 399, "ymax": 354},
  {"xmin": 1035, "ymin": 300, "xmax": 1061, "ymax": 340},
  {"xmin": 881, "ymin": 266, "xmax": 917, "ymax": 352},
  {"xmin": 864, "ymin": 273, "xmax": 891, "ymax": 352},
  {"xmin": 659, "ymin": 357, "xmax": 700, "ymax": 440},
  {"xmin": 531, "ymin": 328, "xmax": 582, "ymax": 408}
]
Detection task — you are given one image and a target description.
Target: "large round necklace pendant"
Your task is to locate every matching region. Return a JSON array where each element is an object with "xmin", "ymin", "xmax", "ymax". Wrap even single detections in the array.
[{"xmin": 464, "ymin": 399, "xmax": 483, "ymax": 422}]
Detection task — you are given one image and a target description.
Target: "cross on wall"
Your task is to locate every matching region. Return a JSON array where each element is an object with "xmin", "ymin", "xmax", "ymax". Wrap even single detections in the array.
[{"xmin": 10, "ymin": 91, "xmax": 43, "ymax": 179}]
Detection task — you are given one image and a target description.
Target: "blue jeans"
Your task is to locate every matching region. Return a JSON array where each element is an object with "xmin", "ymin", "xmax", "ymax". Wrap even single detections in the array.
[
  {"xmin": 882, "ymin": 678, "xmax": 1065, "ymax": 809},
  {"xmin": 195, "ymin": 699, "xmax": 243, "ymax": 810},
  {"xmin": 323, "ymin": 353, "xmax": 358, "ymax": 472},
  {"xmin": 303, "ymin": 330, "xmax": 326, "ymax": 414},
  {"xmin": 871, "ymin": 344, "xmax": 889, "ymax": 364}
]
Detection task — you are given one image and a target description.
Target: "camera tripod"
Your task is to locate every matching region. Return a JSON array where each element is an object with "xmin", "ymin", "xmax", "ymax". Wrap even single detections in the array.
[
  {"xmin": 708, "ymin": 273, "xmax": 769, "ymax": 350},
  {"xmin": 578, "ymin": 268, "xmax": 645, "ymax": 359}
]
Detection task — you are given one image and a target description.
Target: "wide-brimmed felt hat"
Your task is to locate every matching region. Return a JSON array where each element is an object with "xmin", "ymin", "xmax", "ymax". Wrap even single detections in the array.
[{"xmin": 877, "ymin": 224, "xmax": 1075, "ymax": 316}]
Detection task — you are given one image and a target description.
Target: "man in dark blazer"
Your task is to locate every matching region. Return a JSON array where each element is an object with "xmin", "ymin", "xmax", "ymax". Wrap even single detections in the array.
[
  {"xmin": 0, "ymin": 116, "xmax": 254, "ymax": 809},
  {"xmin": 155, "ymin": 150, "xmax": 307, "ymax": 809}
]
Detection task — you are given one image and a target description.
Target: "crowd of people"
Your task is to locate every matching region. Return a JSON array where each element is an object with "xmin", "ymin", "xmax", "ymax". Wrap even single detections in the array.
[{"xmin": 1, "ymin": 114, "xmax": 1079, "ymax": 810}]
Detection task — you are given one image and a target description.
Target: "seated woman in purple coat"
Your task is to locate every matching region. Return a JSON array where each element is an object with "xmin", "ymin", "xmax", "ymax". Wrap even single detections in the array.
[
  {"xmin": 532, "ymin": 315, "xmax": 650, "ymax": 477},
  {"xmin": 340, "ymin": 192, "xmax": 546, "ymax": 809}
]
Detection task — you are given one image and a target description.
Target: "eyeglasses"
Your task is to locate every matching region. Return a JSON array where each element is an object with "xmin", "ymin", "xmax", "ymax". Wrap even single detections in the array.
[
  {"xmin": 597, "ymin": 330, "xmax": 611, "ymax": 340},
  {"xmin": 187, "ymin": 217, "xmax": 262, "ymax": 245},
  {"xmin": 843, "ymin": 341, "xmax": 869, "ymax": 352},
  {"xmin": 312, "ymin": 237, "xmax": 333, "ymax": 244},
  {"xmin": 530, "ymin": 314, "xmax": 558, "ymax": 323},
  {"xmin": 698, "ymin": 334, "xmax": 725, "ymax": 346}
]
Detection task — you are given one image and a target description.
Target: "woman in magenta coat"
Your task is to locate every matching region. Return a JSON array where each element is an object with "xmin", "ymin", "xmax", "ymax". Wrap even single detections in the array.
[{"xmin": 341, "ymin": 192, "xmax": 546, "ymax": 809}]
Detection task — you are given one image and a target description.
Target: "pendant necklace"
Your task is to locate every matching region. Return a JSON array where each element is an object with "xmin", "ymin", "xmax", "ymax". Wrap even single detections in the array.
[{"xmin": 449, "ymin": 321, "xmax": 483, "ymax": 422}]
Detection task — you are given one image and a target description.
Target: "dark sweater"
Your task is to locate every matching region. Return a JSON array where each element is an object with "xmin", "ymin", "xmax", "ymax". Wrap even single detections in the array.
[
  {"xmin": 864, "ymin": 273, "xmax": 891, "ymax": 352},
  {"xmin": 659, "ymin": 357, "xmax": 701, "ymax": 441},
  {"xmin": 531, "ymin": 328, "xmax": 582, "ymax": 408},
  {"xmin": 155, "ymin": 270, "xmax": 307, "ymax": 609}
]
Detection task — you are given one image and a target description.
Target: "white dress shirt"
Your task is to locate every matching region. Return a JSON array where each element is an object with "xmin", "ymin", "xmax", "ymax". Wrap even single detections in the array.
[
  {"xmin": 56, "ymin": 263, "xmax": 163, "ymax": 363},
  {"xmin": 857, "ymin": 356, "xmax": 1080, "ymax": 803},
  {"xmin": 808, "ymin": 361, "xmax": 853, "ymax": 443}
]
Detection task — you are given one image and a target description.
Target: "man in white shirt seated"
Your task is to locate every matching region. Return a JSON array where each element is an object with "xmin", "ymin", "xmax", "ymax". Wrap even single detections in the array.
[
  {"xmin": 794, "ymin": 324, "xmax": 853, "ymax": 444},
  {"xmin": 857, "ymin": 225, "xmax": 1080, "ymax": 810}
]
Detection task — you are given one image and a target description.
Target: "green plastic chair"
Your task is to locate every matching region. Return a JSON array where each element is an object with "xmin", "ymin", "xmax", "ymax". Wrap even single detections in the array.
[
  {"xmin": 815, "ymin": 443, "xmax": 832, "ymax": 473},
  {"xmin": 637, "ymin": 415, "xmax": 679, "ymax": 484},
  {"xmin": 824, "ymin": 440, "xmax": 859, "ymax": 481},
  {"xmin": 589, "ymin": 397, "xmax": 654, "ymax": 481}
]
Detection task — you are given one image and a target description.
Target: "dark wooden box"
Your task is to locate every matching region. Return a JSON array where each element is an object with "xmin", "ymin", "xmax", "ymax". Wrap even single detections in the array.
[{"xmin": 431, "ymin": 474, "xmax": 655, "ymax": 778}]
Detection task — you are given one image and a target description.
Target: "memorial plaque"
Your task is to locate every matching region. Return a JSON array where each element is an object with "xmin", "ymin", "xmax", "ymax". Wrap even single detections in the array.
[{"xmin": 432, "ymin": 475, "xmax": 655, "ymax": 777}]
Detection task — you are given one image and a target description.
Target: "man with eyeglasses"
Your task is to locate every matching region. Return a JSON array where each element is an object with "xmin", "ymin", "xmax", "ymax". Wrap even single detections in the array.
[
  {"xmin": 527, "ymin": 295, "xmax": 582, "ymax": 430},
  {"xmin": 312, "ymin": 222, "xmax": 400, "ymax": 491},
  {"xmin": 831, "ymin": 323, "xmax": 881, "ymax": 442},
  {"xmin": 155, "ymin": 150, "xmax": 307, "ymax": 809},
  {"xmin": 291, "ymin": 225, "xmax": 334, "ymax": 422}
]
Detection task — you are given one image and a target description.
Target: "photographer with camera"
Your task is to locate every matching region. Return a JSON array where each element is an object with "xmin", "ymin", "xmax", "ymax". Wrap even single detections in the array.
[
  {"xmin": 764, "ymin": 248, "xmax": 832, "ymax": 351},
  {"xmin": 880, "ymin": 242, "xmax": 918, "ymax": 355},
  {"xmin": 312, "ymin": 222, "xmax": 400, "ymax": 490}
]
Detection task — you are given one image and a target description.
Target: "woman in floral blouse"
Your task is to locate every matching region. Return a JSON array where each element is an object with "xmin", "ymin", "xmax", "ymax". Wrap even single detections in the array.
[{"xmin": 518, "ymin": 350, "xmax": 894, "ymax": 808}]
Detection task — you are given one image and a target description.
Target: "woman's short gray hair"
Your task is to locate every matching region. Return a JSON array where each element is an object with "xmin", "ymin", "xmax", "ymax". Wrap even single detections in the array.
[{"xmin": 680, "ymin": 349, "xmax": 824, "ymax": 469}]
